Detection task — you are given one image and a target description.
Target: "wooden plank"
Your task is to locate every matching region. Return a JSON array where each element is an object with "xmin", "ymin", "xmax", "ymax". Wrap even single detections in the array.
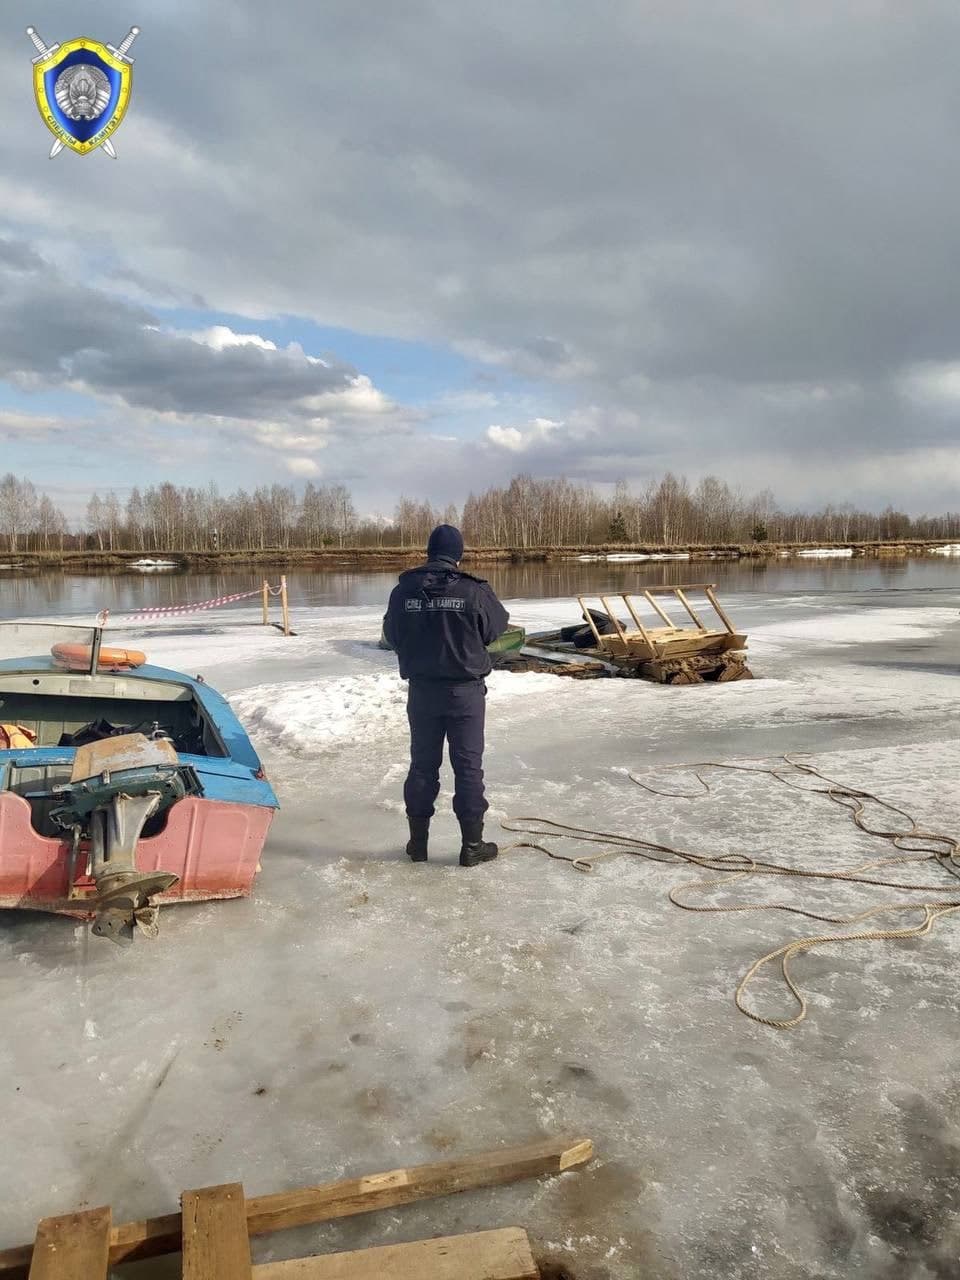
[
  {"xmin": 0, "ymin": 1137, "xmax": 593, "ymax": 1277},
  {"xmin": 674, "ymin": 588, "xmax": 708, "ymax": 632},
  {"xmin": 598, "ymin": 596, "xmax": 630, "ymax": 647},
  {"xmin": 621, "ymin": 594, "xmax": 656, "ymax": 642},
  {"xmin": 245, "ymin": 1136, "xmax": 593, "ymax": 1236},
  {"xmin": 280, "ymin": 575, "xmax": 291, "ymax": 636},
  {"xmin": 639, "ymin": 590, "xmax": 674, "ymax": 627},
  {"xmin": 652, "ymin": 634, "xmax": 744, "ymax": 659},
  {"xmin": 576, "ymin": 597, "xmax": 636, "ymax": 656},
  {"xmin": 253, "ymin": 1228, "xmax": 538, "ymax": 1280},
  {"xmin": 28, "ymin": 1207, "xmax": 111, "ymax": 1280},
  {"xmin": 704, "ymin": 586, "xmax": 737, "ymax": 634},
  {"xmin": 575, "ymin": 596, "xmax": 605, "ymax": 649},
  {"xmin": 646, "ymin": 627, "xmax": 699, "ymax": 639},
  {"xmin": 182, "ymin": 1184, "xmax": 252, "ymax": 1280}
]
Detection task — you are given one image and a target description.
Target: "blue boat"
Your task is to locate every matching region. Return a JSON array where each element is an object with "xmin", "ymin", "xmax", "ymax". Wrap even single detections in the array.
[{"xmin": 0, "ymin": 620, "xmax": 278, "ymax": 943}]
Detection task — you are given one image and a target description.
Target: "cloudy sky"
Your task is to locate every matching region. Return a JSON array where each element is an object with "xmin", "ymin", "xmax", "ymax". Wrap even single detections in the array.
[{"xmin": 2, "ymin": 1, "xmax": 959, "ymax": 520}]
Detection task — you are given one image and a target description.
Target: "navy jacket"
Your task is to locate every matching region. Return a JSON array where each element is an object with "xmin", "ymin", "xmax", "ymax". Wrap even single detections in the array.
[{"xmin": 383, "ymin": 558, "xmax": 510, "ymax": 681}]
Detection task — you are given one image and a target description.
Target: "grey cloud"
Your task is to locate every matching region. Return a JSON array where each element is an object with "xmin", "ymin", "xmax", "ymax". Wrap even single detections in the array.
[
  {"xmin": 4, "ymin": 1, "xmax": 960, "ymax": 509},
  {"xmin": 110, "ymin": 265, "xmax": 208, "ymax": 310},
  {"xmin": 0, "ymin": 240, "xmax": 44, "ymax": 273},
  {"xmin": 18, "ymin": 1, "xmax": 959, "ymax": 368},
  {"xmin": 0, "ymin": 239, "xmax": 380, "ymax": 424},
  {"xmin": 70, "ymin": 337, "xmax": 352, "ymax": 419}
]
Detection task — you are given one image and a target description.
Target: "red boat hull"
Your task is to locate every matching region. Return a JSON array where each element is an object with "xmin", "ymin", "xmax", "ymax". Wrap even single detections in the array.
[{"xmin": 0, "ymin": 791, "xmax": 274, "ymax": 919}]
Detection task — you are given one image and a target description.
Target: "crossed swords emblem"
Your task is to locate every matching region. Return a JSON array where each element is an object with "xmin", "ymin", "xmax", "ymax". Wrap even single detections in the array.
[{"xmin": 26, "ymin": 24, "xmax": 140, "ymax": 158}]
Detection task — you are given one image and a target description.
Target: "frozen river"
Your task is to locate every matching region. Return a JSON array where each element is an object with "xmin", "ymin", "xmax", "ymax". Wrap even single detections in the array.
[{"xmin": 0, "ymin": 560, "xmax": 959, "ymax": 1278}]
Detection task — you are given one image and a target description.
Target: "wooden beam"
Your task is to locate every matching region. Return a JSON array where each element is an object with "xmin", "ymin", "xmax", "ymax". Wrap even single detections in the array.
[
  {"xmin": 253, "ymin": 1227, "xmax": 538, "ymax": 1280},
  {"xmin": 639, "ymin": 590, "xmax": 674, "ymax": 628},
  {"xmin": 621, "ymin": 594, "xmax": 656, "ymax": 641},
  {"xmin": 674, "ymin": 588, "xmax": 708, "ymax": 632},
  {"xmin": 0, "ymin": 1138, "xmax": 592, "ymax": 1277},
  {"xmin": 280, "ymin": 575, "xmax": 291, "ymax": 636},
  {"xmin": 182, "ymin": 1184, "xmax": 252, "ymax": 1280},
  {"xmin": 598, "ymin": 596, "xmax": 629, "ymax": 648},
  {"xmin": 575, "ymin": 596, "xmax": 606, "ymax": 650},
  {"xmin": 704, "ymin": 586, "xmax": 737, "ymax": 634},
  {"xmin": 28, "ymin": 1207, "xmax": 111, "ymax": 1280},
  {"xmin": 245, "ymin": 1136, "xmax": 593, "ymax": 1236},
  {"xmin": 650, "ymin": 634, "xmax": 743, "ymax": 658}
]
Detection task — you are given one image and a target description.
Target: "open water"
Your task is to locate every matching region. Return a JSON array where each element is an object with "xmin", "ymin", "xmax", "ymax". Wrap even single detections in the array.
[{"xmin": 1, "ymin": 554, "xmax": 958, "ymax": 622}]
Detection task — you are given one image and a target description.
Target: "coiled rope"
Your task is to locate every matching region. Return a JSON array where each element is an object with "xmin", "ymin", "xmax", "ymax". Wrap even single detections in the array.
[{"xmin": 501, "ymin": 754, "xmax": 960, "ymax": 1029}]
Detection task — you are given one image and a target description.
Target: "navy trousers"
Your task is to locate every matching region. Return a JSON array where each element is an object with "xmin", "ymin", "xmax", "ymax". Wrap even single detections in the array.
[{"xmin": 404, "ymin": 678, "xmax": 488, "ymax": 822}]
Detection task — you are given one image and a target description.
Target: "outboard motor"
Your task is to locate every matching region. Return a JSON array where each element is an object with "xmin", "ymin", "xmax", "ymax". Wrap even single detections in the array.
[{"xmin": 49, "ymin": 733, "xmax": 200, "ymax": 944}]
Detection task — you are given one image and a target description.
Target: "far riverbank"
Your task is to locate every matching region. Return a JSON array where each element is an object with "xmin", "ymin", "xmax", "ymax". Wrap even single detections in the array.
[{"xmin": 3, "ymin": 539, "xmax": 958, "ymax": 573}]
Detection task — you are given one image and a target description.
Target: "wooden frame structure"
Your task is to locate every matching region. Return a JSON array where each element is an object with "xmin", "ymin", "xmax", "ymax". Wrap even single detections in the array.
[
  {"xmin": 519, "ymin": 584, "xmax": 753, "ymax": 684},
  {"xmin": 2, "ymin": 1137, "xmax": 593, "ymax": 1280},
  {"xmin": 577, "ymin": 585, "xmax": 743, "ymax": 658}
]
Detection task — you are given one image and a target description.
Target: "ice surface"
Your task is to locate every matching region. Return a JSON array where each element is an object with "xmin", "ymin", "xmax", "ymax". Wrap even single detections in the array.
[
  {"xmin": 1, "ymin": 585, "xmax": 960, "ymax": 1278},
  {"xmin": 577, "ymin": 553, "xmax": 690, "ymax": 562},
  {"xmin": 796, "ymin": 548, "xmax": 855, "ymax": 558}
]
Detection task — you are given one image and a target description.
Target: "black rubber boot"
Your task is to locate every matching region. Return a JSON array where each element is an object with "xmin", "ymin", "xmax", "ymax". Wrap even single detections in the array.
[
  {"xmin": 406, "ymin": 816, "xmax": 430, "ymax": 862},
  {"xmin": 458, "ymin": 818, "xmax": 498, "ymax": 868}
]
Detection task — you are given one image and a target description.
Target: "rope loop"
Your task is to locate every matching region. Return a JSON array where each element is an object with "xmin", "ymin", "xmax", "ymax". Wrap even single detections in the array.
[{"xmin": 502, "ymin": 755, "xmax": 960, "ymax": 1028}]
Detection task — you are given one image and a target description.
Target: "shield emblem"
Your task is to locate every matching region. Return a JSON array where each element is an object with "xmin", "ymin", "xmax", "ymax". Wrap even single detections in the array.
[{"xmin": 33, "ymin": 38, "xmax": 132, "ymax": 155}]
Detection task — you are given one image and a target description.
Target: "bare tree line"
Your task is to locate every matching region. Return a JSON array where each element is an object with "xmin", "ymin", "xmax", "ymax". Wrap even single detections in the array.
[
  {"xmin": 0, "ymin": 475, "xmax": 68, "ymax": 554},
  {"xmin": 1, "ymin": 470, "xmax": 958, "ymax": 555},
  {"xmin": 465, "ymin": 473, "xmax": 960, "ymax": 546}
]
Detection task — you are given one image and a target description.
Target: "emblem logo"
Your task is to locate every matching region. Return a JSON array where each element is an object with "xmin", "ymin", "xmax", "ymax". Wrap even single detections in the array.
[{"xmin": 26, "ymin": 25, "xmax": 140, "ymax": 158}]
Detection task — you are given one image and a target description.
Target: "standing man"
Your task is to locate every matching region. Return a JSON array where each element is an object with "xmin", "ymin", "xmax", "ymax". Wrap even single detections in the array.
[{"xmin": 383, "ymin": 524, "xmax": 510, "ymax": 867}]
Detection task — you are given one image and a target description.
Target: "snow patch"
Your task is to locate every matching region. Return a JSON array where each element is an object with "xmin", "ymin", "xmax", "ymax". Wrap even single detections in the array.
[
  {"xmin": 232, "ymin": 668, "xmax": 564, "ymax": 756},
  {"xmin": 232, "ymin": 673, "xmax": 408, "ymax": 755},
  {"xmin": 577, "ymin": 552, "xmax": 690, "ymax": 562}
]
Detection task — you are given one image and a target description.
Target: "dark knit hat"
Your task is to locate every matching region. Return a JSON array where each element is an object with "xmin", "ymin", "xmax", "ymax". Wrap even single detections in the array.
[{"xmin": 427, "ymin": 523, "xmax": 464, "ymax": 563}]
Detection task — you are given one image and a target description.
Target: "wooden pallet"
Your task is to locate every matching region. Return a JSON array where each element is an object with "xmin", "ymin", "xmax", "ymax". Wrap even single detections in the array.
[{"xmin": 3, "ymin": 1137, "xmax": 593, "ymax": 1279}]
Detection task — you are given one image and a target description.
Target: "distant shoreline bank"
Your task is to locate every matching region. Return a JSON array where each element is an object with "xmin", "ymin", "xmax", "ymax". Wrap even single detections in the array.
[{"xmin": 1, "ymin": 540, "xmax": 957, "ymax": 573}]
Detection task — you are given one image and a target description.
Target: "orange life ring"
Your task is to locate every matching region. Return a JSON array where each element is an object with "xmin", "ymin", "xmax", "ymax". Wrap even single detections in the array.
[{"xmin": 51, "ymin": 643, "xmax": 148, "ymax": 672}]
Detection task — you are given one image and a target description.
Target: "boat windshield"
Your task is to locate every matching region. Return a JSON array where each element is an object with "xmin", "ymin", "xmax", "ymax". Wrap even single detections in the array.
[{"xmin": 0, "ymin": 622, "xmax": 100, "ymax": 674}]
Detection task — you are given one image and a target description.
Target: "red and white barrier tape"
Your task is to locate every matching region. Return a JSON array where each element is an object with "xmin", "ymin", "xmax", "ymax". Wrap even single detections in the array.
[{"xmin": 104, "ymin": 587, "xmax": 267, "ymax": 624}]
